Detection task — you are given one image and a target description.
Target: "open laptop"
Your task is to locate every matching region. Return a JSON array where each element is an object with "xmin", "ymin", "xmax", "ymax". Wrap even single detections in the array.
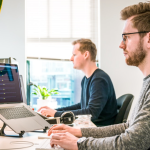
[{"xmin": 0, "ymin": 63, "xmax": 52, "ymax": 136}]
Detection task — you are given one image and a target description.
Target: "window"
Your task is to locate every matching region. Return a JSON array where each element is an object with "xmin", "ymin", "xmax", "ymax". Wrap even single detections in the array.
[
  {"xmin": 27, "ymin": 59, "xmax": 84, "ymax": 110},
  {"xmin": 26, "ymin": 0, "xmax": 99, "ymax": 110}
]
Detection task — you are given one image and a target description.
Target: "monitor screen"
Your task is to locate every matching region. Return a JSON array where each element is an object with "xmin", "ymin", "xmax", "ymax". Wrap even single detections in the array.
[{"xmin": 0, "ymin": 63, "xmax": 23, "ymax": 104}]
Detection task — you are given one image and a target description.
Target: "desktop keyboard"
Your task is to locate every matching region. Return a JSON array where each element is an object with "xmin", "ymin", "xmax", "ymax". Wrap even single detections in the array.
[{"xmin": 36, "ymin": 139, "xmax": 64, "ymax": 150}]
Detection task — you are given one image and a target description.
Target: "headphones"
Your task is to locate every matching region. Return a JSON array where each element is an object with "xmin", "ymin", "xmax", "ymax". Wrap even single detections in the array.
[
  {"xmin": 45, "ymin": 111, "xmax": 75, "ymax": 125},
  {"xmin": 60, "ymin": 111, "xmax": 75, "ymax": 124}
]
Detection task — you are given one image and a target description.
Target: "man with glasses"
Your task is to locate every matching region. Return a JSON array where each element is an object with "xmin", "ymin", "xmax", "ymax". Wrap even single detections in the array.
[{"xmin": 47, "ymin": 2, "xmax": 150, "ymax": 150}]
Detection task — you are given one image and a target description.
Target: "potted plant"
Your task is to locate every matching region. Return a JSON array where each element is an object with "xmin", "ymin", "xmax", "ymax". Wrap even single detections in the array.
[{"xmin": 32, "ymin": 84, "xmax": 59, "ymax": 109}]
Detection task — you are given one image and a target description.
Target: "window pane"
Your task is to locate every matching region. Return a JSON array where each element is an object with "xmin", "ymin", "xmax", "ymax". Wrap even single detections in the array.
[
  {"xmin": 28, "ymin": 59, "xmax": 84, "ymax": 111},
  {"xmin": 26, "ymin": 42, "xmax": 72, "ymax": 59},
  {"xmin": 26, "ymin": 0, "xmax": 93, "ymax": 39},
  {"xmin": 26, "ymin": 0, "xmax": 98, "ymax": 109}
]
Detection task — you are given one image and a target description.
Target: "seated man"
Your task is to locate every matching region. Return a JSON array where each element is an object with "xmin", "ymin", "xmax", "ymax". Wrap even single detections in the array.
[
  {"xmin": 47, "ymin": 2, "xmax": 150, "ymax": 150},
  {"xmin": 38, "ymin": 39, "xmax": 117, "ymax": 126}
]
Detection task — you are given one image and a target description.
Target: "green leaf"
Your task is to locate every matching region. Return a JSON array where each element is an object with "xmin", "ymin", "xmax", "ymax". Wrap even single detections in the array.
[
  {"xmin": 32, "ymin": 92, "xmax": 38, "ymax": 95},
  {"xmin": 42, "ymin": 87, "xmax": 47, "ymax": 91},
  {"xmin": 33, "ymin": 88, "xmax": 38, "ymax": 92},
  {"xmin": 32, "ymin": 84, "xmax": 59, "ymax": 100},
  {"xmin": 49, "ymin": 89, "xmax": 59, "ymax": 95},
  {"xmin": 33, "ymin": 88, "xmax": 40, "ymax": 95},
  {"xmin": 33, "ymin": 84, "xmax": 38, "ymax": 88}
]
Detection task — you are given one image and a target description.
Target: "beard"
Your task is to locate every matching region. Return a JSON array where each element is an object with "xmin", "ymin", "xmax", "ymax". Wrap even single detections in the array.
[{"xmin": 125, "ymin": 40, "xmax": 147, "ymax": 66}]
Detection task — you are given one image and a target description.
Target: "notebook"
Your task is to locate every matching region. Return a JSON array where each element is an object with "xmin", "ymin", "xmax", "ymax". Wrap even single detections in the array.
[{"xmin": 0, "ymin": 63, "xmax": 52, "ymax": 135}]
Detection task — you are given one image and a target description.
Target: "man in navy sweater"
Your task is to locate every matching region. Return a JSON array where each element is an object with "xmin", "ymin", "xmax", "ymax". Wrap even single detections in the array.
[{"xmin": 38, "ymin": 39, "xmax": 117, "ymax": 126}]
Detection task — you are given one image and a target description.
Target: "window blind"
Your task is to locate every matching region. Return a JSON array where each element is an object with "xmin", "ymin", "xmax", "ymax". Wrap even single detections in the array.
[{"xmin": 26, "ymin": 0, "xmax": 98, "ymax": 59}]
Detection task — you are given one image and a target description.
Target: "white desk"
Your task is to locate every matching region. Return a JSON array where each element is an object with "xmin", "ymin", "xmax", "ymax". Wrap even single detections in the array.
[
  {"xmin": 0, "ymin": 121, "xmax": 96, "ymax": 150},
  {"xmin": 0, "ymin": 130, "xmax": 44, "ymax": 150}
]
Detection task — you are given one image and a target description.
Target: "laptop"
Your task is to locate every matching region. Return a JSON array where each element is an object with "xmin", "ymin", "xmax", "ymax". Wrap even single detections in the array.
[{"xmin": 0, "ymin": 63, "xmax": 52, "ymax": 135}]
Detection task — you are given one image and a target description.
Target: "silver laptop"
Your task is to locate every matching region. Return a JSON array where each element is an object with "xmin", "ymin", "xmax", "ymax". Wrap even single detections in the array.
[{"xmin": 0, "ymin": 63, "xmax": 52, "ymax": 135}]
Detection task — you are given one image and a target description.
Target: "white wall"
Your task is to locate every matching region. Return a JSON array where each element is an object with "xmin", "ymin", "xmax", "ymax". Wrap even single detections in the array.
[
  {"xmin": 0, "ymin": 0, "xmax": 25, "ymax": 80},
  {"xmin": 100, "ymin": 0, "xmax": 146, "ymax": 119}
]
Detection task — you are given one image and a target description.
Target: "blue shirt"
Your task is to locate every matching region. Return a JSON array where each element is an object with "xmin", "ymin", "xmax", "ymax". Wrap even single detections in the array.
[{"xmin": 55, "ymin": 69, "xmax": 117, "ymax": 126}]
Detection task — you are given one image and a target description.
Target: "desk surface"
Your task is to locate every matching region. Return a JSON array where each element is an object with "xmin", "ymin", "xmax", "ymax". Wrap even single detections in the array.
[
  {"xmin": 0, "ymin": 121, "xmax": 96, "ymax": 150},
  {"xmin": 0, "ymin": 131, "xmax": 44, "ymax": 150}
]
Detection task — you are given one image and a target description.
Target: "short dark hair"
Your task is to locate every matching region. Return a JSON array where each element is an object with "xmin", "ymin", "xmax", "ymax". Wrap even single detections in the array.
[{"xmin": 72, "ymin": 39, "xmax": 97, "ymax": 62}]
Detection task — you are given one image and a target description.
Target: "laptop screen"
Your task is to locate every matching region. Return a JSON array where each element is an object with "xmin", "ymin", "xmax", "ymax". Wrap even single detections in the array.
[{"xmin": 0, "ymin": 63, "xmax": 23, "ymax": 104}]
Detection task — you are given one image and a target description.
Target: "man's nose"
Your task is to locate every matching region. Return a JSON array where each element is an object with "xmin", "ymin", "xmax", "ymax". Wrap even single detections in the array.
[
  {"xmin": 70, "ymin": 56, "xmax": 73, "ymax": 61},
  {"xmin": 119, "ymin": 41, "xmax": 126, "ymax": 49}
]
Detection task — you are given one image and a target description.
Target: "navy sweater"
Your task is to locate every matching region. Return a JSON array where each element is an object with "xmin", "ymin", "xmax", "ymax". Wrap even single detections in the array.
[{"xmin": 55, "ymin": 69, "xmax": 117, "ymax": 126}]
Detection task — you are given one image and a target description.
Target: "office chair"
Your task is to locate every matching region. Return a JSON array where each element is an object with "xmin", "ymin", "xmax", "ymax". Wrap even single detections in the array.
[{"xmin": 114, "ymin": 94, "xmax": 134, "ymax": 124}]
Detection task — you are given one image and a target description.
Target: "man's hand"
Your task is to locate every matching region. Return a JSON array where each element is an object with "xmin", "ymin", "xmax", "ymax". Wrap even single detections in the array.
[
  {"xmin": 37, "ymin": 106, "xmax": 57, "ymax": 117},
  {"xmin": 48, "ymin": 124, "xmax": 82, "ymax": 137},
  {"xmin": 50, "ymin": 132, "xmax": 79, "ymax": 150}
]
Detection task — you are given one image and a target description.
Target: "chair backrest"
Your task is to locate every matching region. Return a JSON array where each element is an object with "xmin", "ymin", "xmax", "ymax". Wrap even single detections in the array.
[{"xmin": 114, "ymin": 94, "xmax": 134, "ymax": 124}]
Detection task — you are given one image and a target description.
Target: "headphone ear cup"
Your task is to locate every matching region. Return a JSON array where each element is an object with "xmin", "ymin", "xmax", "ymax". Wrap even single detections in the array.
[{"xmin": 60, "ymin": 111, "xmax": 75, "ymax": 124}]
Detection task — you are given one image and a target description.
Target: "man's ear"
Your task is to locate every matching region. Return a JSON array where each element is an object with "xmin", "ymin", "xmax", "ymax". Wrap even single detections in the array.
[
  {"xmin": 147, "ymin": 32, "xmax": 150, "ymax": 48},
  {"xmin": 84, "ymin": 51, "xmax": 90, "ymax": 60}
]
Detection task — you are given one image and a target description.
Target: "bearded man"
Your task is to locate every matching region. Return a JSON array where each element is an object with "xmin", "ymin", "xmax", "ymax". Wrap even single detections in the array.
[{"xmin": 47, "ymin": 2, "xmax": 150, "ymax": 150}]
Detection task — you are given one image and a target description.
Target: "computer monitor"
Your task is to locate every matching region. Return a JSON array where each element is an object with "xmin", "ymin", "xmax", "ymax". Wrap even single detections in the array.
[{"xmin": 0, "ymin": 63, "xmax": 23, "ymax": 104}]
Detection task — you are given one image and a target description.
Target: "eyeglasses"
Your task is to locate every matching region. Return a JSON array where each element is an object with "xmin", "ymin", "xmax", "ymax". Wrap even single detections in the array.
[{"xmin": 122, "ymin": 31, "xmax": 150, "ymax": 44}]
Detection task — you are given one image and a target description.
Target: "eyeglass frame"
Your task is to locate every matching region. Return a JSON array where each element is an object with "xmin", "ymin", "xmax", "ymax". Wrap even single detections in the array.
[{"xmin": 122, "ymin": 31, "xmax": 150, "ymax": 44}]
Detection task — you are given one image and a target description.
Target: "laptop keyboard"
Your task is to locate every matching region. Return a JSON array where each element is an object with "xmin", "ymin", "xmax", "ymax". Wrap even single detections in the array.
[
  {"xmin": 0, "ymin": 106, "xmax": 35, "ymax": 120},
  {"xmin": 36, "ymin": 139, "xmax": 64, "ymax": 150}
]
